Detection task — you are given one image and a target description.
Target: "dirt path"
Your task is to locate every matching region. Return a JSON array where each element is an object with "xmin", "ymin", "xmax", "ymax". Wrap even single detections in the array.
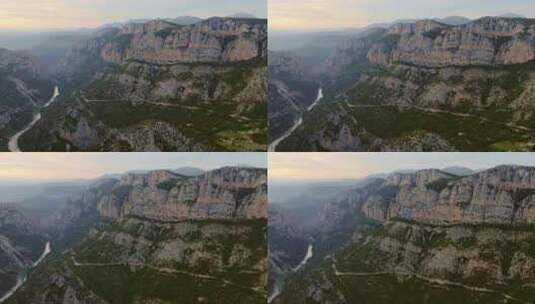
[
  {"xmin": 342, "ymin": 101, "xmax": 534, "ymax": 133},
  {"xmin": 332, "ymin": 261, "xmax": 525, "ymax": 303},
  {"xmin": 71, "ymin": 256, "xmax": 264, "ymax": 295}
]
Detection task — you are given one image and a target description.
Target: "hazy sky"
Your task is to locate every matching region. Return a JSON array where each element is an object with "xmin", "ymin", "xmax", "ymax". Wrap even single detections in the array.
[
  {"xmin": 0, "ymin": 0, "xmax": 267, "ymax": 31},
  {"xmin": 270, "ymin": 0, "xmax": 535, "ymax": 31},
  {"xmin": 269, "ymin": 153, "xmax": 535, "ymax": 182},
  {"xmin": 0, "ymin": 153, "xmax": 266, "ymax": 183}
]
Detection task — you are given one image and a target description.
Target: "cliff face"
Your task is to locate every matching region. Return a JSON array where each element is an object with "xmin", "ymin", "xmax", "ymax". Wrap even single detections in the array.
[
  {"xmin": 369, "ymin": 18, "xmax": 535, "ymax": 67},
  {"xmin": 59, "ymin": 17, "xmax": 266, "ymax": 83},
  {"xmin": 92, "ymin": 18, "xmax": 266, "ymax": 65},
  {"xmin": 361, "ymin": 166, "xmax": 535, "ymax": 225},
  {"xmin": 94, "ymin": 167, "xmax": 267, "ymax": 221}
]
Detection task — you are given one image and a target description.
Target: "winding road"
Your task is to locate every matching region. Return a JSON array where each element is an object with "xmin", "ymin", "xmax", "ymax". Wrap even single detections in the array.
[
  {"xmin": 331, "ymin": 261, "xmax": 526, "ymax": 303},
  {"xmin": 269, "ymin": 88, "xmax": 323, "ymax": 152},
  {"xmin": 342, "ymin": 101, "xmax": 534, "ymax": 133},
  {"xmin": 70, "ymin": 256, "xmax": 265, "ymax": 295},
  {"xmin": 8, "ymin": 86, "xmax": 60, "ymax": 152}
]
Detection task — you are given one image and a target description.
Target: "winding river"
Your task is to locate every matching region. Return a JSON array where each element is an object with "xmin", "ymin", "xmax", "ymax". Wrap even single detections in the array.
[
  {"xmin": 0, "ymin": 242, "xmax": 51, "ymax": 303},
  {"xmin": 293, "ymin": 244, "xmax": 314, "ymax": 272},
  {"xmin": 268, "ymin": 243, "xmax": 314, "ymax": 303},
  {"xmin": 269, "ymin": 88, "xmax": 323, "ymax": 152},
  {"xmin": 8, "ymin": 86, "xmax": 60, "ymax": 152}
]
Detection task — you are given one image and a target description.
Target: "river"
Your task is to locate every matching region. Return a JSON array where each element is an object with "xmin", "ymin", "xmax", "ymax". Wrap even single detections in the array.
[
  {"xmin": 293, "ymin": 244, "xmax": 313, "ymax": 272},
  {"xmin": 8, "ymin": 86, "xmax": 60, "ymax": 152},
  {"xmin": 269, "ymin": 88, "xmax": 323, "ymax": 152},
  {"xmin": 0, "ymin": 242, "xmax": 51, "ymax": 303},
  {"xmin": 268, "ymin": 243, "xmax": 314, "ymax": 303}
]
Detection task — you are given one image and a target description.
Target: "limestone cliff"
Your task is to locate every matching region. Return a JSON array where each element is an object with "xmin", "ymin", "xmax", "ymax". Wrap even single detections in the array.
[{"xmin": 373, "ymin": 18, "xmax": 535, "ymax": 67}]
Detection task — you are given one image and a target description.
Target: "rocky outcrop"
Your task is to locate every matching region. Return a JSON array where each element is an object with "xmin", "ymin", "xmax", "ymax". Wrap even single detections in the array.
[
  {"xmin": 384, "ymin": 169, "xmax": 455, "ymax": 187},
  {"xmin": 94, "ymin": 167, "xmax": 267, "ymax": 222},
  {"xmin": 339, "ymin": 220, "xmax": 535, "ymax": 290},
  {"xmin": 371, "ymin": 18, "xmax": 535, "ymax": 67},
  {"xmin": 314, "ymin": 166, "xmax": 535, "ymax": 239},
  {"xmin": 359, "ymin": 166, "xmax": 535, "ymax": 225},
  {"xmin": 61, "ymin": 17, "xmax": 266, "ymax": 69}
]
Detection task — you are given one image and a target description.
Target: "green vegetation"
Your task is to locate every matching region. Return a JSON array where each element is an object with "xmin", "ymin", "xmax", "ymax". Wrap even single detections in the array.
[
  {"xmin": 376, "ymin": 185, "xmax": 400, "ymax": 200},
  {"xmin": 422, "ymin": 28, "xmax": 444, "ymax": 40},
  {"xmin": 70, "ymin": 263, "xmax": 264, "ymax": 304},
  {"xmin": 0, "ymin": 223, "xmax": 47, "ymax": 260},
  {"xmin": 343, "ymin": 105, "xmax": 535, "ymax": 151},
  {"xmin": 278, "ymin": 217, "xmax": 535, "ymax": 303},
  {"xmin": 112, "ymin": 185, "xmax": 133, "ymax": 201},
  {"xmin": 154, "ymin": 28, "xmax": 175, "ymax": 38},
  {"xmin": 81, "ymin": 59, "xmax": 267, "ymax": 151},
  {"xmin": 426, "ymin": 178, "xmax": 453, "ymax": 192},
  {"xmin": 333, "ymin": 274, "xmax": 510, "ymax": 304},
  {"xmin": 156, "ymin": 178, "xmax": 180, "ymax": 191}
]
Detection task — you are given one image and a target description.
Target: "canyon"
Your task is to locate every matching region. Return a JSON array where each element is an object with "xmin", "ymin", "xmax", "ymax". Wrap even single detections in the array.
[
  {"xmin": 272, "ymin": 165, "xmax": 535, "ymax": 303},
  {"xmin": 1, "ymin": 16, "xmax": 267, "ymax": 152},
  {"xmin": 2, "ymin": 166, "xmax": 267, "ymax": 304},
  {"xmin": 272, "ymin": 17, "xmax": 535, "ymax": 151}
]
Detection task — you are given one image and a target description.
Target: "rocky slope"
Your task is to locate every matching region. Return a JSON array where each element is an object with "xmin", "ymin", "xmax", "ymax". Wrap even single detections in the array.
[
  {"xmin": 19, "ymin": 17, "xmax": 267, "ymax": 152},
  {"xmin": 280, "ymin": 17, "xmax": 535, "ymax": 152},
  {"xmin": 0, "ymin": 49, "xmax": 53, "ymax": 150},
  {"xmin": 8, "ymin": 167, "xmax": 268, "ymax": 304},
  {"xmin": 276, "ymin": 166, "xmax": 535, "ymax": 303}
]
